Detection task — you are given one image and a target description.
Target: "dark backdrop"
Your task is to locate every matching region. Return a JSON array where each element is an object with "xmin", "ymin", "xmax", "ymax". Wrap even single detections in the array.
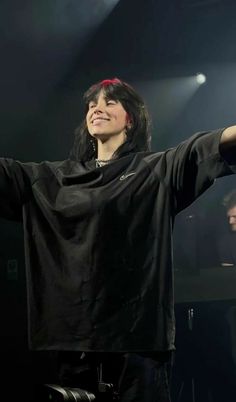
[{"xmin": 0, "ymin": 1, "xmax": 236, "ymax": 401}]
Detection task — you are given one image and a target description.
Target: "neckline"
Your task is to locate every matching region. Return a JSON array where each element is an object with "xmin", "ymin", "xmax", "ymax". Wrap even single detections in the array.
[{"xmin": 95, "ymin": 159, "xmax": 112, "ymax": 168}]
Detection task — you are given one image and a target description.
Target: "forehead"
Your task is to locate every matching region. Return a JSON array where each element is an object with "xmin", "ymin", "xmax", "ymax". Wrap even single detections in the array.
[
  {"xmin": 227, "ymin": 206, "xmax": 236, "ymax": 216},
  {"xmin": 89, "ymin": 90, "xmax": 111, "ymax": 103}
]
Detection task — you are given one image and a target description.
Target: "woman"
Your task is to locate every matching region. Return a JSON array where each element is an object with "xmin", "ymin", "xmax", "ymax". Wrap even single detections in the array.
[{"xmin": 1, "ymin": 78, "xmax": 236, "ymax": 401}]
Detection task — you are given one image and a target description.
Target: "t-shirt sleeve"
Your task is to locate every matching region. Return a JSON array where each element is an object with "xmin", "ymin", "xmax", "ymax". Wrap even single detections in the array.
[
  {"xmin": 153, "ymin": 129, "xmax": 236, "ymax": 213},
  {"xmin": 0, "ymin": 158, "xmax": 36, "ymax": 220}
]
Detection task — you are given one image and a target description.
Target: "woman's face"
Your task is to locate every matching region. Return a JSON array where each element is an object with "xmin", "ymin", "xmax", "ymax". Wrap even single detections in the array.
[{"xmin": 86, "ymin": 90, "xmax": 129, "ymax": 140}]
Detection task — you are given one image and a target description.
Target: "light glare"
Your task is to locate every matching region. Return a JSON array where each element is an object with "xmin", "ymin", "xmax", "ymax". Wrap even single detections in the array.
[{"xmin": 196, "ymin": 73, "xmax": 206, "ymax": 85}]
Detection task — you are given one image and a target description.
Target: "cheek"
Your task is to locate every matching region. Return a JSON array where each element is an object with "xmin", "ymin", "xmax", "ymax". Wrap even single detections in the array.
[
  {"xmin": 117, "ymin": 112, "xmax": 129, "ymax": 127},
  {"xmin": 86, "ymin": 114, "xmax": 91, "ymax": 127},
  {"xmin": 85, "ymin": 116, "xmax": 93, "ymax": 135},
  {"xmin": 86, "ymin": 112, "xmax": 89, "ymax": 122}
]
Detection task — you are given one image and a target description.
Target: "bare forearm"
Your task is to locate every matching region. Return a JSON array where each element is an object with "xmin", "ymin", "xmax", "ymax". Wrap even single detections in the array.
[
  {"xmin": 220, "ymin": 126, "xmax": 236, "ymax": 163},
  {"xmin": 221, "ymin": 126, "xmax": 236, "ymax": 146}
]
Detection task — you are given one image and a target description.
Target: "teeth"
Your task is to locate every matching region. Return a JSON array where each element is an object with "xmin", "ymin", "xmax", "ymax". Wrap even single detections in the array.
[{"xmin": 92, "ymin": 118, "xmax": 107, "ymax": 123}]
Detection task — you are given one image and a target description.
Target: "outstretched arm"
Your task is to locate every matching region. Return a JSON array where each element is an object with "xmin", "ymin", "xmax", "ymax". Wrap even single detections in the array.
[
  {"xmin": 219, "ymin": 126, "xmax": 236, "ymax": 162},
  {"xmin": 220, "ymin": 125, "xmax": 236, "ymax": 147}
]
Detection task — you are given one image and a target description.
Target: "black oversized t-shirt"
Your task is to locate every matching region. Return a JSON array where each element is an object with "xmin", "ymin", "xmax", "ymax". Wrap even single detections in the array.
[{"xmin": 0, "ymin": 129, "xmax": 234, "ymax": 352}]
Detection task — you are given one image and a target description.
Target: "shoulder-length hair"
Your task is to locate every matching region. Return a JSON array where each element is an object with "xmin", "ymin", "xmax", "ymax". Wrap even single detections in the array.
[{"xmin": 69, "ymin": 78, "xmax": 152, "ymax": 161}]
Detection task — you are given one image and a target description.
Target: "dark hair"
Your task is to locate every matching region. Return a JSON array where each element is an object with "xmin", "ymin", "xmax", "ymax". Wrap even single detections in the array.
[
  {"xmin": 69, "ymin": 78, "xmax": 151, "ymax": 161},
  {"xmin": 223, "ymin": 190, "xmax": 236, "ymax": 210}
]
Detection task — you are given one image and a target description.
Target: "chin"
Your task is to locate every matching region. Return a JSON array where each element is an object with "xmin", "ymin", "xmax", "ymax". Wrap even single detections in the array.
[{"xmin": 91, "ymin": 132, "xmax": 113, "ymax": 140}]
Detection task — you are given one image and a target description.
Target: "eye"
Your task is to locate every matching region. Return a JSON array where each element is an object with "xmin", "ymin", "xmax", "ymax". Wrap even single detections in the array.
[
  {"xmin": 88, "ymin": 102, "xmax": 96, "ymax": 109},
  {"xmin": 107, "ymin": 100, "xmax": 117, "ymax": 105}
]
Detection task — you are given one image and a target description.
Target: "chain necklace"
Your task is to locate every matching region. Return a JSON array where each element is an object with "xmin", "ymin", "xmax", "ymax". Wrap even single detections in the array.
[{"xmin": 95, "ymin": 159, "xmax": 112, "ymax": 168}]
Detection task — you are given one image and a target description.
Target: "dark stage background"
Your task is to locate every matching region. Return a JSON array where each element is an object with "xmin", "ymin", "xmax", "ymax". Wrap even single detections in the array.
[{"xmin": 0, "ymin": 1, "xmax": 236, "ymax": 401}]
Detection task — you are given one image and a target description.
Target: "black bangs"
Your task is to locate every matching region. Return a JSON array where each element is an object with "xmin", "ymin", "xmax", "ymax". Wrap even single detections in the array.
[{"xmin": 83, "ymin": 81, "xmax": 126, "ymax": 111}]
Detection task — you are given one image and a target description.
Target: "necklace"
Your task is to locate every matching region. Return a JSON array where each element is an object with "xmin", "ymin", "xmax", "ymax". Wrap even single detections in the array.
[{"xmin": 95, "ymin": 159, "xmax": 111, "ymax": 168}]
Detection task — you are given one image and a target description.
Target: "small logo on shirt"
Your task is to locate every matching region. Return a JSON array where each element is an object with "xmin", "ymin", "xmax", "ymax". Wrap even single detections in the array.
[{"xmin": 119, "ymin": 172, "xmax": 136, "ymax": 181}]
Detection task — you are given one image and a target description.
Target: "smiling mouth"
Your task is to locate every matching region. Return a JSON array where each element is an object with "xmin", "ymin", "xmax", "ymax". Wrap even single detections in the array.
[{"xmin": 92, "ymin": 118, "xmax": 109, "ymax": 124}]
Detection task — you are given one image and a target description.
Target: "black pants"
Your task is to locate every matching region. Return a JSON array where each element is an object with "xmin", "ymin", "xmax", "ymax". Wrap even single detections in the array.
[{"xmin": 55, "ymin": 351, "xmax": 172, "ymax": 402}]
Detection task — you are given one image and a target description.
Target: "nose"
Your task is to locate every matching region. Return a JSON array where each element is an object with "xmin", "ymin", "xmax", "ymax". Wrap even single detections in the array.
[
  {"xmin": 93, "ymin": 107, "xmax": 102, "ymax": 115},
  {"xmin": 93, "ymin": 100, "xmax": 106, "ymax": 114}
]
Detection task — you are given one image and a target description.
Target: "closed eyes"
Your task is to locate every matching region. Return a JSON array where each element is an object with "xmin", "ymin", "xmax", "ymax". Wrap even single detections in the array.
[{"xmin": 88, "ymin": 99, "xmax": 118, "ymax": 109}]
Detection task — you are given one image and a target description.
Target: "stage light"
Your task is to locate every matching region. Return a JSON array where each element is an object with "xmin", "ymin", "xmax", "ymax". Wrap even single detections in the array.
[{"xmin": 196, "ymin": 73, "xmax": 206, "ymax": 85}]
